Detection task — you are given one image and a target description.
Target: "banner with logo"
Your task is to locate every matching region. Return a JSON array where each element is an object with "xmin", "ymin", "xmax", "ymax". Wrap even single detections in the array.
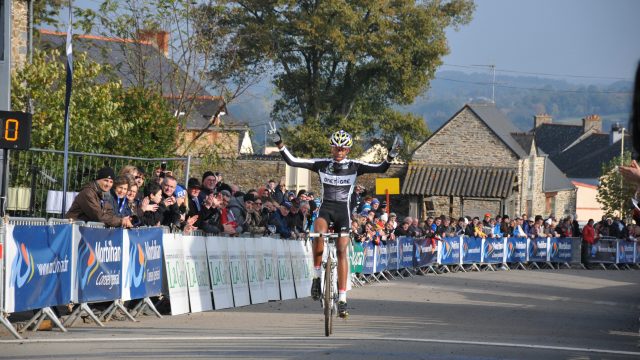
[
  {"xmin": 616, "ymin": 240, "xmax": 635, "ymax": 264},
  {"xmin": 163, "ymin": 233, "xmax": 190, "ymax": 315},
  {"xmin": 290, "ymin": 239, "xmax": 313, "ymax": 298},
  {"xmin": 636, "ymin": 241, "xmax": 640, "ymax": 264},
  {"xmin": 376, "ymin": 242, "xmax": 388, "ymax": 273},
  {"xmin": 527, "ymin": 238, "xmax": 549, "ymax": 262},
  {"xmin": 548, "ymin": 237, "xmax": 572, "ymax": 263},
  {"xmin": 504, "ymin": 237, "xmax": 527, "ymax": 263},
  {"xmin": 5, "ymin": 224, "xmax": 73, "ymax": 313},
  {"xmin": 122, "ymin": 228, "xmax": 163, "ymax": 301},
  {"xmin": 362, "ymin": 241, "xmax": 376, "ymax": 275},
  {"xmin": 277, "ymin": 239, "xmax": 296, "ymax": 300},
  {"xmin": 205, "ymin": 236, "xmax": 233, "ymax": 310},
  {"xmin": 76, "ymin": 227, "xmax": 123, "ymax": 303},
  {"xmin": 229, "ymin": 238, "xmax": 250, "ymax": 306},
  {"xmin": 398, "ymin": 237, "xmax": 414, "ymax": 269},
  {"xmin": 414, "ymin": 238, "xmax": 437, "ymax": 267},
  {"xmin": 461, "ymin": 237, "xmax": 482, "ymax": 264},
  {"xmin": 349, "ymin": 241, "xmax": 365, "ymax": 273},
  {"xmin": 387, "ymin": 239, "xmax": 399, "ymax": 271},
  {"xmin": 262, "ymin": 237, "xmax": 280, "ymax": 301},
  {"xmin": 438, "ymin": 237, "xmax": 461, "ymax": 265},
  {"xmin": 482, "ymin": 237, "xmax": 505, "ymax": 264},
  {"xmin": 183, "ymin": 235, "xmax": 213, "ymax": 312},
  {"xmin": 247, "ymin": 238, "xmax": 267, "ymax": 304},
  {"xmin": 588, "ymin": 239, "xmax": 616, "ymax": 264}
]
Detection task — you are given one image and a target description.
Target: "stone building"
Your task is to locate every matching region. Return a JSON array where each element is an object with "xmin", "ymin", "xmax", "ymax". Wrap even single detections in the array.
[{"xmin": 402, "ymin": 102, "xmax": 576, "ymax": 220}]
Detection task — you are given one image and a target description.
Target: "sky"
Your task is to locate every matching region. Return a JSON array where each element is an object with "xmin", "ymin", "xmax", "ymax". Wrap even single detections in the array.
[{"xmin": 442, "ymin": 0, "xmax": 640, "ymax": 83}]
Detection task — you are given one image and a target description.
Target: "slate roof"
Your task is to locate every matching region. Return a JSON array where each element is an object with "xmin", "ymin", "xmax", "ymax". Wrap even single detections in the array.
[
  {"xmin": 510, "ymin": 133, "xmax": 534, "ymax": 155},
  {"xmin": 561, "ymin": 137, "xmax": 633, "ymax": 178},
  {"xmin": 543, "ymin": 157, "xmax": 575, "ymax": 192},
  {"xmin": 467, "ymin": 103, "xmax": 528, "ymax": 159},
  {"xmin": 532, "ymin": 123, "xmax": 585, "ymax": 157},
  {"xmin": 402, "ymin": 164, "xmax": 516, "ymax": 198}
]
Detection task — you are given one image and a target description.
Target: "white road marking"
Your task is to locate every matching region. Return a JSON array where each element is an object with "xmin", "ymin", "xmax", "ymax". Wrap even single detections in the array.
[{"xmin": 1, "ymin": 335, "xmax": 638, "ymax": 356}]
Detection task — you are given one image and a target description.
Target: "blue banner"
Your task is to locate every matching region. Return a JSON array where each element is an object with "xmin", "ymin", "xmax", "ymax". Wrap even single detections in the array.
[
  {"xmin": 505, "ymin": 237, "xmax": 528, "ymax": 263},
  {"xmin": 376, "ymin": 243, "xmax": 388, "ymax": 273},
  {"xmin": 528, "ymin": 238, "xmax": 548, "ymax": 262},
  {"xmin": 77, "ymin": 227, "xmax": 123, "ymax": 303},
  {"xmin": 398, "ymin": 237, "xmax": 414, "ymax": 269},
  {"xmin": 461, "ymin": 237, "xmax": 482, "ymax": 264},
  {"xmin": 482, "ymin": 238, "xmax": 505, "ymax": 264},
  {"xmin": 439, "ymin": 237, "xmax": 461, "ymax": 265},
  {"xmin": 549, "ymin": 238, "xmax": 572, "ymax": 263},
  {"xmin": 362, "ymin": 241, "xmax": 376, "ymax": 275},
  {"xmin": 413, "ymin": 238, "xmax": 437, "ymax": 267},
  {"xmin": 7, "ymin": 224, "xmax": 73, "ymax": 312},
  {"xmin": 588, "ymin": 239, "xmax": 616, "ymax": 264},
  {"xmin": 125, "ymin": 228, "xmax": 164, "ymax": 299},
  {"xmin": 617, "ymin": 240, "xmax": 635, "ymax": 264},
  {"xmin": 387, "ymin": 240, "xmax": 399, "ymax": 271}
]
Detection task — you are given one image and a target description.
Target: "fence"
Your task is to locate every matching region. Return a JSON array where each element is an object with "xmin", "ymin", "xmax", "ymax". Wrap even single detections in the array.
[
  {"xmin": 6, "ymin": 148, "xmax": 190, "ymax": 218},
  {"xmin": 1, "ymin": 218, "xmax": 638, "ymax": 339}
]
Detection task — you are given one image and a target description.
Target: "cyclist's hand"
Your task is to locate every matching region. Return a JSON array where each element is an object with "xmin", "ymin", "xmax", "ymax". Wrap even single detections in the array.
[
  {"xmin": 387, "ymin": 135, "xmax": 400, "ymax": 160},
  {"xmin": 267, "ymin": 121, "xmax": 283, "ymax": 146}
]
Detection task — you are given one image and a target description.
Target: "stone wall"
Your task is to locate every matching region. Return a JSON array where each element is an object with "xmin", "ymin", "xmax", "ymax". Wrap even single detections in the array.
[
  {"xmin": 11, "ymin": 0, "xmax": 27, "ymax": 71},
  {"xmin": 412, "ymin": 107, "xmax": 519, "ymax": 167}
]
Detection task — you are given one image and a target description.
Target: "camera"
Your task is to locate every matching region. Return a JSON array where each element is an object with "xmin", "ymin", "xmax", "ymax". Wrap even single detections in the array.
[{"xmin": 159, "ymin": 161, "xmax": 167, "ymax": 178}]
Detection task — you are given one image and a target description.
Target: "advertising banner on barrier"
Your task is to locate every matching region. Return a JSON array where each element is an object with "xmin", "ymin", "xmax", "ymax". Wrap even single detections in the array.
[
  {"xmin": 589, "ymin": 239, "xmax": 616, "ymax": 264},
  {"xmin": 387, "ymin": 240, "xmax": 399, "ymax": 271},
  {"xmin": 549, "ymin": 237, "xmax": 572, "ymax": 263},
  {"xmin": 277, "ymin": 239, "xmax": 296, "ymax": 300},
  {"xmin": 482, "ymin": 237, "xmax": 505, "ymax": 264},
  {"xmin": 414, "ymin": 238, "xmax": 437, "ymax": 267},
  {"xmin": 205, "ymin": 236, "xmax": 233, "ymax": 310},
  {"xmin": 376, "ymin": 243, "xmax": 388, "ymax": 273},
  {"xmin": 438, "ymin": 237, "xmax": 461, "ymax": 265},
  {"xmin": 183, "ymin": 235, "xmax": 213, "ymax": 312},
  {"xmin": 262, "ymin": 237, "xmax": 280, "ymax": 301},
  {"xmin": 505, "ymin": 237, "xmax": 528, "ymax": 263},
  {"xmin": 123, "ymin": 228, "xmax": 163, "ymax": 300},
  {"xmin": 247, "ymin": 238, "xmax": 267, "ymax": 304},
  {"xmin": 637, "ymin": 241, "xmax": 640, "ymax": 264},
  {"xmin": 616, "ymin": 240, "xmax": 635, "ymax": 264},
  {"xmin": 5, "ymin": 224, "xmax": 73, "ymax": 313},
  {"xmin": 461, "ymin": 237, "xmax": 481, "ymax": 264},
  {"xmin": 229, "ymin": 238, "xmax": 250, "ymax": 306},
  {"xmin": 399, "ymin": 237, "xmax": 414, "ymax": 269},
  {"xmin": 527, "ymin": 238, "xmax": 548, "ymax": 262},
  {"xmin": 362, "ymin": 241, "xmax": 376, "ymax": 275},
  {"xmin": 290, "ymin": 240, "xmax": 313, "ymax": 298},
  {"xmin": 76, "ymin": 227, "xmax": 123, "ymax": 303},
  {"xmin": 163, "ymin": 233, "xmax": 190, "ymax": 315},
  {"xmin": 349, "ymin": 241, "xmax": 365, "ymax": 273}
]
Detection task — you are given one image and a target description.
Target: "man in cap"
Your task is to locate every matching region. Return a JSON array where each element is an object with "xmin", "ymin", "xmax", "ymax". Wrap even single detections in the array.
[{"xmin": 66, "ymin": 167, "xmax": 133, "ymax": 228}]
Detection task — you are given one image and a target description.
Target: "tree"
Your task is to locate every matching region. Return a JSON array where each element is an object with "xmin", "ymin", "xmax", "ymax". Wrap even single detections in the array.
[
  {"xmin": 597, "ymin": 152, "xmax": 636, "ymax": 219},
  {"xmin": 206, "ymin": 0, "xmax": 474, "ymax": 156}
]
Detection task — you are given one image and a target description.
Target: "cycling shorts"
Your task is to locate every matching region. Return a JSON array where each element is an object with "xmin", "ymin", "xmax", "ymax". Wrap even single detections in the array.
[{"xmin": 317, "ymin": 200, "xmax": 351, "ymax": 232}]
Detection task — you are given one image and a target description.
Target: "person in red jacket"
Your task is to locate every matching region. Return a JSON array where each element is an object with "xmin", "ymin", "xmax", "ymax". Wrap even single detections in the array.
[{"xmin": 581, "ymin": 219, "xmax": 596, "ymax": 264}]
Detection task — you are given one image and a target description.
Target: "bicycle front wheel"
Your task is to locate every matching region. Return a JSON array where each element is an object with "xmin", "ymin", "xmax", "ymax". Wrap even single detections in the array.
[{"xmin": 324, "ymin": 256, "xmax": 333, "ymax": 337}]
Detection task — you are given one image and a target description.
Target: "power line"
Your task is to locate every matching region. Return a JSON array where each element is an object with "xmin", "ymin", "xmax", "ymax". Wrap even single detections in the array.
[
  {"xmin": 433, "ymin": 77, "xmax": 633, "ymax": 95},
  {"xmin": 442, "ymin": 63, "xmax": 632, "ymax": 82}
]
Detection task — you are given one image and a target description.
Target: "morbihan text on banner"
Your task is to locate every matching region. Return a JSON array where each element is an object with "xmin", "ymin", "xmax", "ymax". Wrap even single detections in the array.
[
  {"xmin": 77, "ymin": 227, "xmax": 123, "ymax": 303},
  {"xmin": 122, "ymin": 227, "xmax": 163, "ymax": 301}
]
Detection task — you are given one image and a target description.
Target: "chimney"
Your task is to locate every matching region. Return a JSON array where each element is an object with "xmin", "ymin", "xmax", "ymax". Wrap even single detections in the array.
[
  {"xmin": 610, "ymin": 122, "xmax": 624, "ymax": 145},
  {"xmin": 582, "ymin": 114, "xmax": 602, "ymax": 133},
  {"xmin": 533, "ymin": 114, "xmax": 552, "ymax": 128},
  {"xmin": 138, "ymin": 30, "xmax": 169, "ymax": 57}
]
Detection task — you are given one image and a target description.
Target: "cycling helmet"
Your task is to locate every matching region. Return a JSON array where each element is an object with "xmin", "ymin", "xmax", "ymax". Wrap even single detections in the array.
[{"xmin": 330, "ymin": 130, "xmax": 353, "ymax": 148}]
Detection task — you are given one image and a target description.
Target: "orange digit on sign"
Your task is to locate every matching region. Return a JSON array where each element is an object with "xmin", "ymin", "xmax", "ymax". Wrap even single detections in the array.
[{"xmin": 5, "ymin": 119, "xmax": 19, "ymax": 141}]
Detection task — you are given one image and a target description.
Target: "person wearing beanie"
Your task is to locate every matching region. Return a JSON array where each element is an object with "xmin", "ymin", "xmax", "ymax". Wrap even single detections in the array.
[{"xmin": 65, "ymin": 167, "xmax": 133, "ymax": 228}]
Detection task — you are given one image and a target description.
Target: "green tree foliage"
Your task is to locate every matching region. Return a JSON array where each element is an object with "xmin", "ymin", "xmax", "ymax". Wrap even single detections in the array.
[
  {"xmin": 597, "ymin": 152, "xmax": 636, "ymax": 219},
  {"xmin": 11, "ymin": 49, "xmax": 177, "ymax": 156},
  {"xmin": 207, "ymin": 0, "xmax": 474, "ymax": 156}
]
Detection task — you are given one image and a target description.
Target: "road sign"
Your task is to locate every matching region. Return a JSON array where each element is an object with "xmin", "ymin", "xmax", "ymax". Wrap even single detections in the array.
[{"xmin": 375, "ymin": 178, "xmax": 400, "ymax": 195}]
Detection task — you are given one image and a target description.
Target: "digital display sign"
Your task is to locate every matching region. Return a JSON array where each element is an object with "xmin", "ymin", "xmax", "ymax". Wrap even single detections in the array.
[{"xmin": 0, "ymin": 111, "xmax": 32, "ymax": 150}]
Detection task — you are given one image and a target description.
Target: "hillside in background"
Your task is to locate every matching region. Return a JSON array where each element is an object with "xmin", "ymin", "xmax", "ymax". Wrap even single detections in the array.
[{"xmin": 229, "ymin": 71, "xmax": 634, "ymax": 152}]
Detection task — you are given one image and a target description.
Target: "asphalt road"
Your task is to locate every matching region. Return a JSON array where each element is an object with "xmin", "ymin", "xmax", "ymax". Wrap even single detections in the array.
[{"xmin": 1, "ymin": 269, "xmax": 639, "ymax": 359}]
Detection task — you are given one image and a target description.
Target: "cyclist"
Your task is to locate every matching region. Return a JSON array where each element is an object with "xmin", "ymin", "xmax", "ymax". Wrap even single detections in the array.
[{"xmin": 269, "ymin": 123, "xmax": 398, "ymax": 317}]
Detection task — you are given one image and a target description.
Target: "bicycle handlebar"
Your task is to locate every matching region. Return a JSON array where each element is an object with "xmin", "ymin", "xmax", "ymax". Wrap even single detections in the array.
[{"xmin": 307, "ymin": 232, "xmax": 351, "ymax": 238}]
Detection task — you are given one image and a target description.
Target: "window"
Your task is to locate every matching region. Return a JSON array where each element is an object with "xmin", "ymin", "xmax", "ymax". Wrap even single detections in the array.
[
  {"xmin": 526, "ymin": 200, "xmax": 532, "ymax": 217},
  {"xmin": 545, "ymin": 193, "xmax": 557, "ymax": 215}
]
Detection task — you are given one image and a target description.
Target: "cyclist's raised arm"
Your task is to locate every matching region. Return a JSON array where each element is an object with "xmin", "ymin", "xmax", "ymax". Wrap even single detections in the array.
[
  {"xmin": 279, "ymin": 146, "xmax": 318, "ymax": 171},
  {"xmin": 353, "ymin": 159, "xmax": 391, "ymax": 175}
]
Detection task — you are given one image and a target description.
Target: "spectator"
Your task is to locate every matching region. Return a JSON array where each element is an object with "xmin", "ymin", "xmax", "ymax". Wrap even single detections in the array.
[
  {"xmin": 371, "ymin": 198, "xmax": 383, "ymax": 218},
  {"xmin": 186, "ymin": 178, "xmax": 202, "ymax": 219},
  {"xmin": 65, "ymin": 167, "xmax": 133, "ymax": 228},
  {"xmin": 388, "ymin": 213, "xmax": 398, "ymax": 229},
  {"xmin": 465, "ymin": 217, "xmax": 477, "ymax": 237},
  {"xmin": 274, "ymin": 182, "xmax": 286, "ymax": 204},
  {"xmin": 269, "ymin": 202, "xmax": 292, "ymax": 238},
  {"xmin": 199, "ymin": 192, "xmax": 223, "ymax": 235},
  {"xmin": 581, "ymin": 219, "xmax": 596, "ymax": 264},
  {"xmin": 523, "ymin": 216, "xmax": 533, "ymax": 235},
  {"xmin": 219, "ymin": 190, "xmax": 243, "ymax": 236},
  {"xmin": 482, "ymin": 213, "xmax": 491, "ymax": 227},
  {"xmin": 244, "ymin": 193, "xmax": 265, "ymax": 235},
  {"xmin": 298, "ymin": 201, "xmax": 313, "ymax": 232},
  {"xmin": 385, "ymin": 221, "xmax": 396, "ymax": 241},
  {"xmin": 513, "ymin": 217, "xmax": 527, "ymax": 237},
  {"xmin": 199, "ymin": 171, "xmax": 218, "ymax": 203},
  {"xmin": 394, "ymin": 217, "xmax": 412, "ymax": 237},
  {"xmin": 160, "ymin": 175, "xmax": 182, "ymax": 228},
  {"xmin": 491, "ymin": 218, "xmax": 503, "ymax": 238},
  {"xmin": 109, "ymin": 175, "xmax": 131, "ymax": 218},
  {"xmin": 411, "ymin": 218, "xmax": 424, "ymax": 238},
  {"xmin": 530, "ymin": 217, "xmax": 545, "ymax": 238},
  {"xmin": 141, "ymin": 182, "xmax": 166, "ymax": 227},
  {"xmin": 351, "ymin": 219, "xmax": 365, "ymax": 242},
  {"xmin": 474, "ymin": 218, "xmax": 487, "ymax": 238}
]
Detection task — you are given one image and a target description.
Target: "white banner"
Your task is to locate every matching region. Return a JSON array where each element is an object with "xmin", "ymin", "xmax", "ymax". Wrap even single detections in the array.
[
  {"xmin": 205, "ymin": 236, "xmax": 234, "ymax": 310},
  {"xmin": 262, "ymin": 237, "xmax": 280, "ymax": 301},
  {"xmin": 290, "ymin": 240, "xmax": 313, "ymax": 298},
  {"xmin": 183, "ymin": 235, "xmax": 213, "ymax": 312},
  {"xmin": 277, "ymin": 239, "xmax": 296, "ymax": 300},
  {"xmin": 163, "ymin": 233, "xmax": 190, "ymax": 315},
  {"xmin": 247, "ymin": 237, "xmax": 267, "ymax": 304},
  {"xmin": 229, "ymin": 239, "xmax": 250, "ymax": 307}
]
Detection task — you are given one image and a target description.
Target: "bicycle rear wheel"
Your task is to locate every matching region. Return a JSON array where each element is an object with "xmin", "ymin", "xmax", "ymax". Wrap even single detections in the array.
[{"xmin": 324, "ymin": 256, "xmax": 333, "ymax": 337}]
